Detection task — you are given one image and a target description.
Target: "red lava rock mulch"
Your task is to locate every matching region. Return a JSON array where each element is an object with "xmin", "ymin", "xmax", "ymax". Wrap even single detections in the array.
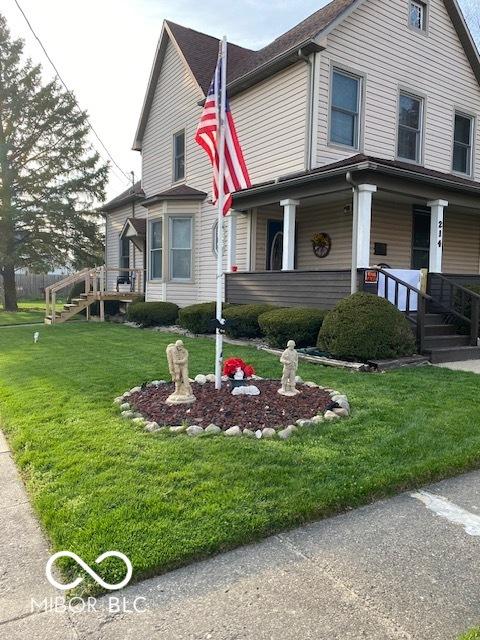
[{"xmin": 129, "ymin": 380, "xmax": 331, "ymax": 431}]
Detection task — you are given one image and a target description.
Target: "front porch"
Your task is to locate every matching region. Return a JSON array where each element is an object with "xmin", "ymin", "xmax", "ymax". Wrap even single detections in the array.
[
  {"xmin": 227, "ymin": 155, "xmax": 480, "ymax": 306},
  {"xmin": 226, "ymin": 155, "xmax": 480, "ymax": 362}
]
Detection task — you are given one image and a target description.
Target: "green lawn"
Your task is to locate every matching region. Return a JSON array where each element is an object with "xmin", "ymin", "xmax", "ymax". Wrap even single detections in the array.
[
  {"xmin": 0, "ymin": 299, "xmax": 64, "ymax": 326},
  {"xmin": 1, "ymin": 322, "xmax": 480, "ymax": 595},
  {"xmin": 459, "ymin": 629, "xmax": 480, "ymax": 639}
]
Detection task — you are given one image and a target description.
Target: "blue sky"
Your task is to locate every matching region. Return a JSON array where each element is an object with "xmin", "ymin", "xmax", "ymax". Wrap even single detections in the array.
[{"xmin": 1, "ymin": 0, "xmax": 478, "ymax": 199}]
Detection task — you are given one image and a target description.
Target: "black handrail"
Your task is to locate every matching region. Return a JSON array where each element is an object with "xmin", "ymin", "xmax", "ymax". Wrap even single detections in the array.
[
  {"xmin": 430, "ymin": 274, "xmax": 480, "ymax": 346},
  {"xmin": 368, "ymin": 268, "xmax": 433, "ymax": 352}
]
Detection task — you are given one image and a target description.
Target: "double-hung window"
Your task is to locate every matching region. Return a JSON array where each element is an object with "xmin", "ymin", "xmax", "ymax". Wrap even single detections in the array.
[
  {"xmin": 169, "ymin": 217, "xmax": 192, "ymax": 280},
  {"xmin": 452, "ymin": 112, "xmax": 473, "ymax": 175},
  {"xmin": 409, "ymin": 1, "xmax": 427, "ymax": 31},
  {"xmin": 330, "ymin": 69, "xmax": 361, "ymax": 149},
  {"xmin": 149, "ymin": 220, "xmax": 163, "ymax": 279},
  {"xmin": 173, "ymin": 130, "xmax": 185, "ymax": 182},
  {"xmin": 397, "ymin": 92, "xmax": 423, "ymax": 163}
]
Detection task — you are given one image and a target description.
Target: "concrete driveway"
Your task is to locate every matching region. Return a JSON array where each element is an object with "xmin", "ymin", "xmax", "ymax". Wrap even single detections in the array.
[{"xmin": 1, "ymin": 427, "xmax": 480, "ymax": 640}]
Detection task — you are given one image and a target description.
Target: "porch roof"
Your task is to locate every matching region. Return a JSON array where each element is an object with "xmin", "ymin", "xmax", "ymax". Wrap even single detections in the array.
[
  {"xmin": 101, "ymin": 181, "xmax": 145, "ymax": 212},
  {"xmin": 232, "ymin": 154, "xmax": 480, "ymax": 210},
  {"xmin": 142, "ymin": 184, "xmax": 207, "ymax": 207}
]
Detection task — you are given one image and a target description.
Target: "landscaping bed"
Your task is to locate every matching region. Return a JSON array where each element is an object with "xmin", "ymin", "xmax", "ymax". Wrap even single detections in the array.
[{"xmin": 129, "ymin": 380, "xmax": 332, "ymax": 431}]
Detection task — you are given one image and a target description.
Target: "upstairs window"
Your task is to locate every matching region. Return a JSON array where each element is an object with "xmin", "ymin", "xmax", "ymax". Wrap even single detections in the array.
[
  {"xmin": 330, "ymin": 69, "xmax": 361, "ymax": 149},
  {"xmin": 397, "ymin": 92, "xmax": 424, "ymax": 163},
  {"xmin": 452, "ymin": 112, "xmax": 473, "ymax": 175},
  {"xmin": 149, "ymin": 220, "xmax": 163, "ymax": 279},
  {"xmin": 173, "ymin": 130, "xmax": 185, "ymax": 182},
  {"xmin": 409, "ymin": 1, "xmax": 427, "ymax": 31}
]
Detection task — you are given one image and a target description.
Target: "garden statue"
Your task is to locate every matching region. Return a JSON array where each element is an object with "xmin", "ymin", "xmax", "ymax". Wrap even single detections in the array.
[
  {"xmin": 278, "ymin": 340, "xmax": 300, "ymax": 397},
  {"xmin": 165, "ymin": 340, "xmax": 196, "ymax": 405}
]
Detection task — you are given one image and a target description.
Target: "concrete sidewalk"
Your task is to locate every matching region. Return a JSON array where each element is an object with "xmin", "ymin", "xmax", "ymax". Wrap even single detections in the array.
[{"xmin": 1, "ymin": 426, "xmax": 480, "ymax": 639}]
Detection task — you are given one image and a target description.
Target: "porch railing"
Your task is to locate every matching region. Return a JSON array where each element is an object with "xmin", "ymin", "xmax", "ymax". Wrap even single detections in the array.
[
  {"xmin": 368, "ymin": 268, "xmax": 433, "ymax": 352},
  {"xmin": 430, "ymin": 274, "xmax": 480, "ymax": 346}
]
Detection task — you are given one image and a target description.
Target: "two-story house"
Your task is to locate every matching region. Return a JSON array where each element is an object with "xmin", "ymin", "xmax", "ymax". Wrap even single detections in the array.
[{"xmin": 102, "ymin": 0, "xmax": 480, "ymax": 358}]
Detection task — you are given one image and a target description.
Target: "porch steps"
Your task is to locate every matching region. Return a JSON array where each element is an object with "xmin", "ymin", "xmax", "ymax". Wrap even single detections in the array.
[{"xmin": 421, "ymin": 312, "xmax": 480, "ymax": 363}]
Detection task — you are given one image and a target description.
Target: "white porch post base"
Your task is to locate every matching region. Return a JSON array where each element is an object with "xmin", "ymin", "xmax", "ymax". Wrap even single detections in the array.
[
  {"xmin": 356, "ymin": 184, "xmax": 377, "ymax": 268},
  {"xmin": 280, "ymin": 199, "xmax": 299, "ymax": 271},
  {"xmin": 227, "ymin": 211, "xmax": 238, "ymax": 272},
  {"xmin": 427, "ymin": 199, "xmax": 448, "ymax": 273}
]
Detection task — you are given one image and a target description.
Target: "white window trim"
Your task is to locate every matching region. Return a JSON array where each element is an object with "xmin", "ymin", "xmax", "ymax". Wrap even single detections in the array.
[
  {"xmin": 168, "ymin": 216, "xmax": 193, "ymax": 282},
  {"xmin": 328, "ymin": 66, "xmax": 364, "ymax": 152},
  {"xmin": 396, "ymin": 90, "xmax": 425, "ymax": 165},
  {"xmin": 452, "ymin": 111, "xmax": 475, "ymax": 178},
  {"xmin": 408, "ymin": 0, "xmax": 428, "ymax": 34},
  {"xmin": 148, "ymin": 218, "xmax": 163, "ymax": 282},
  {"xmin": 172, "ymin": 129, "xmax": 186, "ymax": 184}
]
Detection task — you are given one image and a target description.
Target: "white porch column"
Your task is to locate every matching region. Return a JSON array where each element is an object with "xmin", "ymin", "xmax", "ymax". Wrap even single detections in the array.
[
  {"xmin": 227, "ymin": 211, "xmax": 238, "ymax": 272},
  {"xmin": 280, "ymin": 199, "xmax": 300, "ymax": 271},
  {"xmin": 355, "ymin": 184, "xmax": 377, "ymax": 269},
  {"xmin": 427, "ymin": 199, "xmax": 448, "ymax": 273}
]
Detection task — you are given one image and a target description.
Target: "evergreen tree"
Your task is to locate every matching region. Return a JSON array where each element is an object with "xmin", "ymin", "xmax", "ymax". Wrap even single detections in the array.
[{"xmin": 0, "ymin": 14, "xmax": 108, "ymax": 311}]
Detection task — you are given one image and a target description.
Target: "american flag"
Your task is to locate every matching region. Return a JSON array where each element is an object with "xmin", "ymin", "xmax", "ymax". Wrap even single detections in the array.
[{"xmin": 194, "ymin": 44, "xmax": 251, "ymax": 215}]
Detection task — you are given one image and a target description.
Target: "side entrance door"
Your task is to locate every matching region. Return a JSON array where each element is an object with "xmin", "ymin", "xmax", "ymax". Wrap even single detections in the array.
[
  {"xmin": 411, "ymin": 206, "xmax": 430, "ymax": 270},
  {"xmin": 266, "ymin": 219, "xmax": 284, "ymax": 271}
]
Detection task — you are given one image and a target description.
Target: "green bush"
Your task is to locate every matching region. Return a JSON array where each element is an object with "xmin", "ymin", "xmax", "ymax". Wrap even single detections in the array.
[
  {"xmin": 177, "ymin": 302, "xmax": 230, "ymax": 334},
  {"xmin": 318, "ymin": 292, "xmax": 416, "ymax": 361},
  {"xmin": 223, "ymin": 304, "xmax": 277, "ymax": 339},
  {"xmin": 126, "ymin": 301, "xmax": 179, "ymax": 327},
  {"xmin": 258, "ymin": 307, "xmax": 327, "ymax": 348}
]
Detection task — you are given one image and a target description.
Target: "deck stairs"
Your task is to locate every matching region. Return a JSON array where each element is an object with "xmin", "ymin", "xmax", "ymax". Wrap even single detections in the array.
[{"xmin": 44, "ymin": 266, "xmax": 144, "ymax": 325}]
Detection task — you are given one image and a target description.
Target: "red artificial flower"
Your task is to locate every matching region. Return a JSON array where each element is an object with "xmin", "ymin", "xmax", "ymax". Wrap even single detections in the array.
[{"xmin": 223, "ymin": 357, "xmax": 255, "ymax": 378}]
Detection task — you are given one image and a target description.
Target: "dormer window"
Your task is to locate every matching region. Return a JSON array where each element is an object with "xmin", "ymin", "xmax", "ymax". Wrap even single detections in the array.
[{"xmin": 409, "ymin": 1, "xmax": 427, "ymax": 31}]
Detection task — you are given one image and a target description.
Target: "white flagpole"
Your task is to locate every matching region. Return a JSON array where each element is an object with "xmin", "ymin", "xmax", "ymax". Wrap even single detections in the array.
[{"xmin": 215, "ymin": 36, "xmax": 227, "ymax": 390}]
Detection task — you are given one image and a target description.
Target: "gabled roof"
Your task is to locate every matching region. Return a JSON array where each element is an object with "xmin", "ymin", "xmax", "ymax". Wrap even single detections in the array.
[
  {"xmin": 101, "ymin": 181, "xmax": 145, "ymax": 212},
  {"xmin": 121, "ymin": 217, "xmax": 146, "ymax": 237},
  {"xmin": 133, "ymin": 0, "xmax": 480, "ymax": 151},
  {"xmin": 133, "ymin": 0, "xmax": 361, "ymax": 150}
]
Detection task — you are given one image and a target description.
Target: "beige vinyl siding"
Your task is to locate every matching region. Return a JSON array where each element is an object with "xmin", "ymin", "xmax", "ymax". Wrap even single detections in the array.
[
  {"xmin": 316, "ymin": 0, "xmax": 480, "ymax": 179},
  {"xmin": 370, "ymin": 201, "xmax": 413, "ymax": 269},
  {"xmin": 105, "ymin": 203, "xmax": 146, "ymax": 291},
  {"xmin": 443, "ymin": 211, "xmax": 480, "ymax": 273},
  {"xmin": 230, "ymin": 62, "xmax": 308, "ymax": 183},
  {"xmin": 141, "ymin": 37, "xmax": 309, "ymax": 305},
  {"xmin": 253, "ymin": 198, "xmax": 480, "ymax": 274}
]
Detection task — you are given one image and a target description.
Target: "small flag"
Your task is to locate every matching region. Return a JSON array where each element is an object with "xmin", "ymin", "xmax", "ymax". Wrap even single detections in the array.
[{"xmin": 194, "ymin": 43, "xmax": 251, "ymax": 215}]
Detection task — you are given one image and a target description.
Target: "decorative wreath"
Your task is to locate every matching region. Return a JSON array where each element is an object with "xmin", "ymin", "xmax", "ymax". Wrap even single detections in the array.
[{"xmin": 311, "ymin": 232, "xmax": 332, "ymax": 258}]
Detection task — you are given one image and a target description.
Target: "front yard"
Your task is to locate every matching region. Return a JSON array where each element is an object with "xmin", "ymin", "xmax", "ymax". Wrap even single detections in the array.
[{"xmin": 1, "ymin": 322, "xmax": 480, "ymax": 593}]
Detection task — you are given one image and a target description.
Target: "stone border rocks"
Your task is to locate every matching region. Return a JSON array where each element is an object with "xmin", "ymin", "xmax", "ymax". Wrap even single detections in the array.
[{"xmin": 113, "ymin": 377, "xmax": 350, "ymax": 441}]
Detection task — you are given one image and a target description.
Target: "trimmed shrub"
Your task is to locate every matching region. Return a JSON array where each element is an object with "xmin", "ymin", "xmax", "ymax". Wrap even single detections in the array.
[
  {"xmin": 223, "ymin": 304, "xmax": 277, "ymax": 339},
  {"xmin": 126, "ymin": 301, "xmax": 179, "ymax": 327},
  {"xmin": 258, "ymin": 307, "xmax": 327, "ymax": 348},
  {"xmin": 318, "ymin": 292, "xmax": 416, "ymax": 361},
  {"xmin": 177, "ymin": 302, "xmax": 231, "ymax": 334}
]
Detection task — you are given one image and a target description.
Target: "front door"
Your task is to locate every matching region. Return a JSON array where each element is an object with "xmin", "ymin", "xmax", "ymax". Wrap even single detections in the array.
[
  {"xmin": 411, "ymin": 207, "xmax": 430, "ymax": 270},
  {"xmin": 266, "ymin": 219, "xmax": 284, "ymax": 271}
]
